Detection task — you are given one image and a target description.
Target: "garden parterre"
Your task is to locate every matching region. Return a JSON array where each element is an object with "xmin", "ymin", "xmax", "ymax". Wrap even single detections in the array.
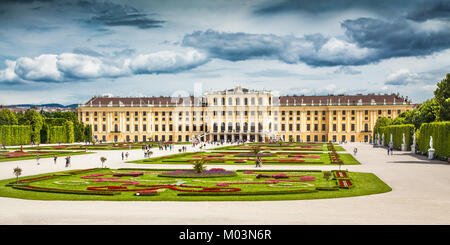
[{"xmin": 0, "ymin": 168, "xmax": 390, "ymax": 201}]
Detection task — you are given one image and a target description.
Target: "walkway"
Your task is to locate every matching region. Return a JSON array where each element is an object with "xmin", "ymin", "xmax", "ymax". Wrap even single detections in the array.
[{"xmin": 0, "ymin": 142, "xmax": 449, "ymax": 224}]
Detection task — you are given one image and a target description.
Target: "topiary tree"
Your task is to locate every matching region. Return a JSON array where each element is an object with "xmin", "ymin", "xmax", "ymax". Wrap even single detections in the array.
[
  {"xmin": 100, "ymin": 156, "xmax": 107, "ymax": 168},
  {"xmin": 13, "ymin": 166, "xmax": 22, "ymax": 183},
  {"xmin": 323, "ymin": 171, "xmax": 332, "ymax": 187},
  {"xmin": 192, "ymin": 158, "xmax": 206, "ymax": 173}
]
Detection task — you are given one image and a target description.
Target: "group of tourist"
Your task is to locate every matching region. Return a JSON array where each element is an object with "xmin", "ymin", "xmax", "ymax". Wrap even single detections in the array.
[{"xmin": 121, "ymin": 152, "xmax": 129, "ymax": 160}]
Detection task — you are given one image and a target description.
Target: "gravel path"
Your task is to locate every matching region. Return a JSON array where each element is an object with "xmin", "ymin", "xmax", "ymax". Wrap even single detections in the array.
[{"xmin": 0, "ymin": 142, "xmax": 449, "ymax": 225}]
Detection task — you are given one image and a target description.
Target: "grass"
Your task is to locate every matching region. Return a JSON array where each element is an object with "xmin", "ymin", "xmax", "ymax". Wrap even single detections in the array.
[
  {"xmin": 0, "ymin": 168, "xmax": 391, "ymax": 201},
  {"xmin": 0, "ymin": 151, "xmax": 94, "ymax": 162}
]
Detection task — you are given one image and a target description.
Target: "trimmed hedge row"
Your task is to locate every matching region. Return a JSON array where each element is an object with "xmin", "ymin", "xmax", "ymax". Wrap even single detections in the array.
[
  {"xmin": 417, "ymin": 122, "xmax": 450, "ymax": 159},
  {"xmin": 40, "ymin": 118, "xmax": 75, "ymax": 144},
  {"xmin": 378, "ymin": 124, "xmax": 415, "ymax": 150},
  {"xmin": 0, "ymin": 125, "xmax": 31, "ymax": 145}
]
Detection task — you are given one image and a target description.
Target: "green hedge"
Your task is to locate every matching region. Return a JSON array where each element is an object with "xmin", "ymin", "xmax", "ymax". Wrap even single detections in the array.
[
  {"xmin": 45, "ymin": 120, "xmax": 74, "ymax": 144},
  {"xmin": 417, "ymin": 122, "xmax": 450, "ymax": 159},
  {"xmin": 379, "ymin": 124, "xmax": 415, "ymax": 150},
  {"xmin": 0, "ymin": 125, "xmax": 31, "ymax": 145}
]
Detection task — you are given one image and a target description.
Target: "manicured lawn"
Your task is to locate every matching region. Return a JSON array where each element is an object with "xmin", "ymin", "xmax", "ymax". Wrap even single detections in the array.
[
  {"xmin": 0, "ymin": 168, "xmax": 391, "ymax": 201},
  {"xmin": 0, "ymin": 151, "xmax": 93, "ymax": 162},
  {"xmin": 127, "ymin": 151, "xmax": 360, "ymax": 165}
]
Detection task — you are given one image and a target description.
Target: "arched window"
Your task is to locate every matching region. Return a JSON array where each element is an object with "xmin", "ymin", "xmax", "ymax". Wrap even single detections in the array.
[
  {"xmin": 244, "ymin": 98, "xmax": 248, "ymax": 105},
  {"xmin": 258, "ymin": 97, "xmax": 263, "ymax": 105},
  {"xmin": 236, "ymin": 98, "xmax": 240, "ymax": 105},
  {"xmin": 251, "ymin": 98, "xmax": 255, "ymax": 105},
  {"xmin": 222, "ymin": 97, "xmax": 225, "ymax": 105},
  {"xmin": 228, "ymin": 98, "xmax": 232, "ymax": 105},
  {"xmin": 213, "ymin": 98, "xmax": 217, "ymax": 105}
]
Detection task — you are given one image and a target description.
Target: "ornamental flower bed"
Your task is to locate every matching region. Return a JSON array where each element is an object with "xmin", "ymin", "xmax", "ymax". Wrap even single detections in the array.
[
  {"xmin": 333, "ymin": 171, "xmax": 348, "ymax": 179},
  {"xmin": 158, "ymin": 170, "xmax": 237, "ymax": 178},
  {"xmin": 1, "ymin": 152, "xmax": 30, "ymax": 158},
  {"xmin": 337, "ymin": 179, "xmax": 353, "ymax": 188}
]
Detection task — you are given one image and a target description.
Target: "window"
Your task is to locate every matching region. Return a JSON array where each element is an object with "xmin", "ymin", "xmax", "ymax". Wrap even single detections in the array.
[
  {"xmin": 314, "ymin": 111, "xmax": 318, "ymax": 116},
  {"xmin": 86, "ymin": 112, "xmax": 89, "ymax": 116},
  {"xmin": 94, "ymin": 112, "xmax": 97, "ymax": 116},
  {"xmin": 281, "ymin": 124, "xmax": 286, "ymax": 131},
  {"xmin": 228, "ymin": 98, "xmax": 233, "ymax": 105},
  {"xmin": 251, "ymin": 97, "xmax": 255, "ymax": 105},
  {"xmin": 322, "ymin": 124, "xmax": 326, "ymax": 131},
  {"xmin": 307, "ymin": 124, "xmax": 311, "ymax": 131},
  {"xmin": 244, "ymin": 98, "xmax": 248, "ymax": 105},
  {"xmin": 365, "ymin": 110, "xmax": 368, "ymax": 115},
  {"xmin": 307, "ymin": 111, "xmax": 310, "ymax": 116},
  {"xmin": 258, "ymin": 98, "xmax": 263, "ymax": 105},
  {"xmin": 126, "ymin": 111, "xmax": 130, "ymax": 116},
  {"xmin": 135, "ymin": 124, "xmax": 138, "ymax": 131},
  {"xmin": 289, "ymin": 124, "xmax": 293, "ymax": 131},
  {"xmin": 135, "ymin": 111, "xmax": 138, "ymax": 116},
  {"xmin": 333, "ymin": 124, "xmax": 337, "ymax": 131},
  {"xmin": 333, "ymin": 110, "xmax": 337, "ymax": 115},
  {"xmin": 155, "ymin": 124, "xmax": 159, "ymax": 131},
  {"xmin": 314, "ymin": 124, "xmax": 318, "ymax": 131},
  {"xmin": 296, "ymin": 124, "xmax": 300, "ymax": 131},
  {"xmin": 143, "ymin": 125, "xmax": 147, "ymax": 131},
  {"xmin": 342, "ymin": 111, "xmax": 346, "ymax": 115},
  {"xmin": 186, "ymin": 125, "xmax": 190, "ymax": 131},
  {"xmin": 388, "ymin": 110, "xmax": 391, "ymax": 114},
  {"xmin": 126, "ymin": 124, "xmax": 130, "ymax": 132},
  {"xmin": 378, "ymin": 110, "xmax": 382, "ymax": 114},
  {"xmin": 102, "ymin": 124, "xmax": 106, "ymax": 131},
  {"xmin": 94, "ymin": 125, "xmax": 98, "ymax": 131},
  {"xmin": 351, "ymin": 124, "xmax": 355, "ymax": 131},
  {"xmin": 342, "ymin": 124, "xmax": 346, "ymax": 131}
]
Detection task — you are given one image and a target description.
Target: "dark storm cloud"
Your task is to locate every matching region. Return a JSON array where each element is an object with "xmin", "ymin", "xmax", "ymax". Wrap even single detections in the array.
[
  {"xmin": 342, "ymin": 17, "xmax": 450, "ymax": 60},
  {"xmin": 182, "ymin": 15, "xmax": 450, "ymax": 67},
  {"xmin": 406, "ymin": 0, "xmax": 450, "ymax": 21},
  {"xmin": 253, "ymin": 0, "xmax": 420, "ymax": 16},
  {"xmin": 182, "ymin": 29, "xmax": 371, "ymax": 67},
  {"xmin": 78, "ymin": 0, "xmax": 165, "ymax": 29}
]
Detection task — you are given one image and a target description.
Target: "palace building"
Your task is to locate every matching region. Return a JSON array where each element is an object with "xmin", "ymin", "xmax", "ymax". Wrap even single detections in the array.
[{"xmin": 78, "ymin": 86, "xmax": 413, "ymax": 143}]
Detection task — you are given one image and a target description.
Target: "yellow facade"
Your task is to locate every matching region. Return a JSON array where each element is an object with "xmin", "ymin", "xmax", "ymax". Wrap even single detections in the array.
[{"xmin": 78, "ymin": 86, "xmax": 413, "ymax": 143}]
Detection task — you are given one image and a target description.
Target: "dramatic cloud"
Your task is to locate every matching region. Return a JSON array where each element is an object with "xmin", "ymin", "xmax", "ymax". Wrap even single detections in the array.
[
  {"xmin": 0, "ymin": 49, "xmax": 208, "ymax": 83},
  {"xmin": 182, "ymin": 30, "xmax": 374, "ymax": 67},
  {"xmin": 342, "ymin": 17, "xmax": 450, "ymax": 60},
  {"xmin": 80, "ymin": 0, "xmax": 165, "ymax": 29},
  {"xmin": 406, "ymin": 1, "xmax": 450, "ymax": 22},
  {"xmin": 129, "ymin": 49, "xmax": 208, "ymax": 74},
  {"xmin": 253, "ymin": 0, "xmax": 421, "ymax": 16}
]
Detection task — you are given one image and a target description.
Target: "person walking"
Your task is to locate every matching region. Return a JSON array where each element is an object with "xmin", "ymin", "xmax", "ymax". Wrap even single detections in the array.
[
  {"xmin": 387, "ymin": 147, "xmax": 390, "ymax": 155},
  {"xmin": 65, "ymin": 156, "xmax": 69, "ymax": 168},
  {"xmin": 53, "ymin": 155, "xmax": 57, "ymax": 164},
  {"xmin": 125, "ymin": 152, "xmax": 129, "ymax": 159},
  {"xmin": 122, "ymin": 152, "xmax": 124, "ymax": 160},
  {"xmin": 390, "ymin": 145, "xmax": 394, "ymax": 155},
  {"xmin": 353, "ymin": 148, "xmax": 357, "ymax": 155},
  {"xmin": 36, "ymin": 154, "xmax": 40, "ymax": 165}
]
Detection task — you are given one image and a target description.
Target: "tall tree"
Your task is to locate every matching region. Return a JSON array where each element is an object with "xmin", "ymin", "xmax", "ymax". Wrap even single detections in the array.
[
  {"xmin": 22, "ymin": 110, "xmax": 44, "ymax": 143},
  {"xmin": 434, "ymin": 73, "xmax": 450, "ymax": 121},
  {"xmin": 0, "ymin": 109, "xmax": 18, "ymax": 125}
]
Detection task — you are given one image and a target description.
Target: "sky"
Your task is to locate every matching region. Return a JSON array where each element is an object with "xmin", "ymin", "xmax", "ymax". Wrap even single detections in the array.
[{"xmin": 0, "ymin": 0, "xmax": 449, "ymax": 105}]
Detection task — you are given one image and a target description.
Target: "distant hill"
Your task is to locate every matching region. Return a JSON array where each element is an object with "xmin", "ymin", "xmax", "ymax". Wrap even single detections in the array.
[{"xmin": 5, "ymin": 103, "xmax": 79, "ymax": 108}]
